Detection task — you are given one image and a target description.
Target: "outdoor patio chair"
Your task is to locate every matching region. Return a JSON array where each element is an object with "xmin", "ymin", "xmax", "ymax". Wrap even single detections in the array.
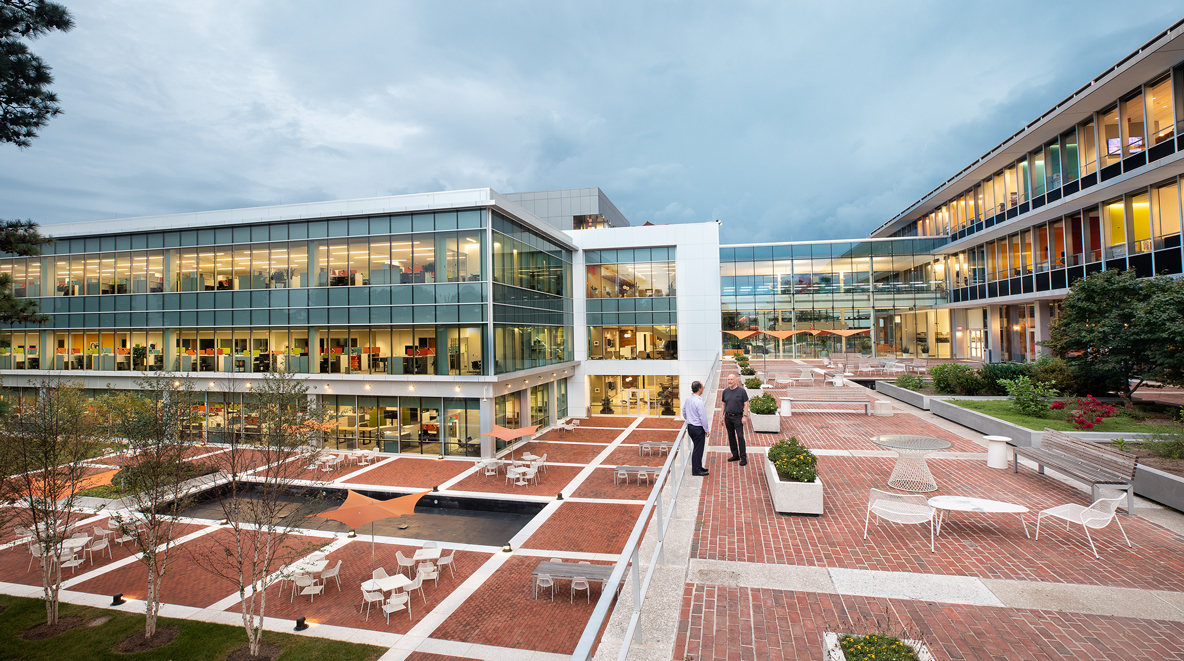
[
  {"xmin": 405, "ymin": 572, "xmax": 427, "ymax": 603},
  {"xmin": 615, "ymin": 468, "xmax": 630, "ymax": 485},
  {"xmin": 13, "ymin": 525, "xmax": 32, "ymax": 546},
  {"xmin": 383, "ymin": 591, "xmax": 411, "ymax": 623},
  {"xmin": 93, "ymin": 525, "xmax": 114, "ymax": 542},
  {"xmin": 27, "ymin": 543, "xmax": 44, "ymax": 572},
  {"xmin": 114, "ymin": 528, "xmax": 135, "ymax": 546},
  {"xmin": 863, "ymin": 488, "xmax": 935, "ymax": 552},
  {"xmin": 320, "ymin": 559, "xmax": 342, "ymax": 591},
  {"xmin": 87, "ymin": 537, "xmax": 111, "ymax": 564},
  {"xmin": 535, "ymin": 573, "xmax": 555, "ymax": 601},
  {"xmin": 571, "ymin": 576, "xmax": 591, "ymax": 603},
  {"xmin": 423, "ymin": 541, "xmax": 437, "ymax": 549},
  {"xmin": 437, "ymin": 550, "xmax": 456, "ymax": 578},
  {"xmin": 362, "ymin": 587, "xmax": 384, "ymax": 621},
  {"xmin": 1036, "ymin": 495, "xmax": 1132, "ymax": 559},
  {"xmin": 522, "ymin": 466, "xmax": 540, "ymax": 486},
  {"xmin": 394, "ymin": 552, "xmax": 415, "ymax": 577},
  {"xmin": 637, "ymin": 470, "xmax": 650, "ymax": 487},
  {"xmin": 418, "ymin": 562, "xmax": 439, "ymax": 587},
  {"xmin": 60, "ymin": 550, "xmax": 85, "ymax": 574},
  {"xmin": 539, "ymin": 453, "xmax": 548, "ymax": 473},
  {"xmin": 294, "ymin": 575, "xmax": 323, "ymax": 602},
  {"xmin": 791, "ymin": 369, "xmax": 815, "ymax": 385},
  {"xmin": 373, "ymin": 566, "xmax": 391, "ymax": 582}
]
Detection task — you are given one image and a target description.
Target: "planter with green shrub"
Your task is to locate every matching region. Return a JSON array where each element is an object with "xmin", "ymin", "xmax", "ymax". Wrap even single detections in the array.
[
  {"xmin": 748, "ymin": 392, "xmax": 780, "ymax": 433},
  {"xmin": 763, "ymin": 436, "xmax": 822, "ymax": 515}
]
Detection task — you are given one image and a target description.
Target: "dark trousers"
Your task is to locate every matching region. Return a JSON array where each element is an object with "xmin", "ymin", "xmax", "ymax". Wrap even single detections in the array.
[
  {"xmin": 724, "ymin": 413, "xmax": 746, "ymax": 458},
  {"xmin": 688, "ymin": 424, "xmax": 706, "ymax": 472}
]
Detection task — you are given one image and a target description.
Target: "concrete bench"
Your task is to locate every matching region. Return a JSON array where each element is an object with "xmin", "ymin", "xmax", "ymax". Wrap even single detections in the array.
[
  {"xmin": 1011, "ymin": 428, "xmax": 1137, "ymax": 513},
  {"xmin": 778, "ymin": 397, "xmax": 871, "ymax": 417}
]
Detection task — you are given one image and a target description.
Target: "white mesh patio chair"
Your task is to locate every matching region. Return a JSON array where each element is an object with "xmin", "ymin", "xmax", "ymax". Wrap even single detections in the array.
[
  {"xmin": 636, "ymin": 470, "xmax": 650, "ymax": 487},
  {"xmin": 60, "ymin": 549, "xmax": 85, "ymax": 574},
  {"xmin": 1036, "ymin": 495, "xmax": 1132, "ymax": 559},
  {"xmin": 13, "ymin": 525, "xmax": 32, "ymax": 546},
  {"xmin": 405, "ymin": 572, "xmax": 427, "ymax": 603},
  {"xmin": 87, "ymin": 537, "xmax": 112, "ymax": 564},
  {"xmin": 423, "ymin": 541, "xmax": 437, "ymax": 549},
  {"xmin": 27, "ymin": 543, "xmax": 44, "ymax": 572},
  {"xmin": 535, "ymin": 573, "xmax": 555, "ymax": 601},
  {"xmin": 539, "ymin": 453, "xmax": 548, "ymax": 473},
  {"xmin": 418, "ymin": 562, "xmax": 439, "ymax": 587},
  {"xmin": 436, "ymin": 550, "xmax": 456, "ymax": 578},
  {"xmin": 571, "ymin": 576, "xmax": 591, "ymax": 603},
  {"xmin": 791, "ymin": 368, "xmax": 815, "ymax": 386},
  {"xmin": 383, "ymin": 591, "xmax": 411, "ymax": 623},
  {"xmin": 93, "ymin": 525, "xmax": 114, "ymax": 542},
  {"xmin": 482, "ymin": 461, "xmax": 498, "ymax": 477},
  {"xmin": 863, "ymin": 489, "xmax": 935, "ymax": 552},
  {"xmin": 295, "ymin": 575, "xmax": 323, "ymax": 602},
  {"xmin": 320, "ymin": 559, "xmax": 342, "ymax": 591},
  {"xmin": 395, "ymin": 551, "xmax": 415, "ymax": 576},
  {"xmin": 362, "ymin": 587, "xmax": 384, "ymax": 621},
  {"xmin": 615, "ymin": 468, "xmax": 630, "ymax": 485}
]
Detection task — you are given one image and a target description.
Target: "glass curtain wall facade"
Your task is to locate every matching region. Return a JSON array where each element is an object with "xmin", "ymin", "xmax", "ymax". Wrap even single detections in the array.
[
  {"xmin": 720, "ymin": 238, "xmax": 949, "ymax": 358},
  {"xmin": 586, "ymin": 247, "xmax": 678, "ymax": 361},
  {"xmin": 491, "ymin": 212, "xmax": 573, "ymax": 373}
]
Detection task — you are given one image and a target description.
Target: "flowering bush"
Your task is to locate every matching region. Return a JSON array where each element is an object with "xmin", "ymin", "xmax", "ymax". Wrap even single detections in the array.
[
  {"xmin": 767, "ymin": 436, "xmax": 817, "ymax": 483},
  {"xmin": 744, "ymin": 377, "xmax": 762, "ymax": 390},
  {"xmin": 840, "ymin": 633, "xmax": 918, "ymax": 661},
  {"xmin": 739, "ymin": 366, "xmax": 756, "ymax": 376},
  {"xmin": 895, "ymin": 373, "xmax": 924, "ymax": 391},
  {"xmin": 1049, "ymin": 400, "xmax": 1066, "ymax": 410},
  {"xmin": 1064, "ymin": 395, "xmax": 1116, "ymax": 430},
  {"xmin": 749, "ymin": 392, "xmax": 778, "ymax": 415}
]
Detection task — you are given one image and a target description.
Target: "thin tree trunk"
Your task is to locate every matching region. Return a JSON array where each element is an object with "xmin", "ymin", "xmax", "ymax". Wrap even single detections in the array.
[{"xmin": 146, "ymin": 563, "xmax": 157, "ymax": 638}]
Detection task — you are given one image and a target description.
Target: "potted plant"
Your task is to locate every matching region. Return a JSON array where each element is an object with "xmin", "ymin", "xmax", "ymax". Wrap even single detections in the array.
[
  {"xmin": 764, "ymin": 436, "xmax": 822, "ymax": 515},
  {"xmin": 744, "ymin": 377, "xmax": 763, "ymax": 398},
  {"xmin": 599, "ymin": 396, "xmax": 615, "ymax": 414},
  {"xmin": 740, "ymin": 366, "xmax": 756, "ymax": 376},
  {"xmin": 748, "ymin": 392, "xmax": 780, "ymax": 433}
]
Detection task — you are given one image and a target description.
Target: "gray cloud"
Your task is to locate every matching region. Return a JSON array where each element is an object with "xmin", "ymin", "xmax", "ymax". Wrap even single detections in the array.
[{"xmin": 2, "ymin": 1, "xmax": 1180, "ymax": 244}]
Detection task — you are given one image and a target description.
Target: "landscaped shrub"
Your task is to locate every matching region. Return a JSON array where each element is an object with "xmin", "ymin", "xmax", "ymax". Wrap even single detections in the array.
[
  {"xmin": 894, "ymin": 373, "xmax": 923, "ymax": 391},
  {"xmin": 744, "ymin": 377, "xmax": 762, "ymax": 389},
  {"xmin": 1001, "ymin": 376, "xmax": 1059, "ymax": 417},
  {"xmin": 749, "ymin": 392, "xmax": 778, "ymax": 415},
  {"xmin": 839, "ymin": 633, "xmax": 918, "ymax": 661},
  {"xmin": 979, "ymin": 362, "xmax": 1031, "ymax": 395},
  {"xmin": 1146, "ymin": 430, "xmax": 1184, "ymax": 459},
  {"xmin": 767, "ymin": 436, "xmax": 817, "ymax": 482},
  {"xmin": 1031, "ymin": 356, "xmax": 1077, "ymax": 395},
  {"xmin": 740, "ymin": 366, "xmax": 756, "ymax": 376},
  {"xmin": 931, "ymin": 363, "xmax": 985, "ymax": 395}
]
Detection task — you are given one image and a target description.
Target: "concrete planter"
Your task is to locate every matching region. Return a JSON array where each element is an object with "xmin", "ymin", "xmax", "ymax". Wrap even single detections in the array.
[
  {"xmin": 823, "ymin": 632, "xmax": 935, "ymax": 661},
  {"xmin": 745, "ymin": 388, "xmax": 763, "ymax": 399},
  {"xmin": 1135, "ymin": 464, "xmax": 1184, "ymax": 513},
  {"xmin": 929, "ymin": 398, "xmax": 1040, "ymax": 447},
  {"xmin": 763, "ymin": 457, "xmax": 823, "ymax": 515},
  {"xmin": 750, "ymin": 412, "xmax": 781, "ymax": 433},
  {"xmin": 874, "ymin": 381, "xmax": 932, "ymax": 410}
]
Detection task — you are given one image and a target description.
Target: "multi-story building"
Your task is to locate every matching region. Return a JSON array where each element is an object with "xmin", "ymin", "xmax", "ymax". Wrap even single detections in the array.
[{"xmin": 0, "ymin": 188, "xmax": 720, "ymax": 458}]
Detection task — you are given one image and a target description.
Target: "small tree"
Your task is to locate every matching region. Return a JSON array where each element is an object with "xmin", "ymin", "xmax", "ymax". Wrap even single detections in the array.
[
  {"xmin": 190, "ymin": 371, "xmax": 324, "ymax": 657},
  {"xmin": 0, "ymin": 378, "xmax": 102, "ymax": 625},
  {"xmin": 100, "ymin": 373, "xmax": 200, "ymax": 641},
  {"xmin": 1043, "ymin": 270, "xmax": 1184, "ymax": 397}
]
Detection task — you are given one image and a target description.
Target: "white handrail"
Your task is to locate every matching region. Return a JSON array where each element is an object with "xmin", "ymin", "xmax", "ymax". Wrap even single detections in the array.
[{"xmin": 571, "ymin": 352, "xmax": 722, "ymax": 661}]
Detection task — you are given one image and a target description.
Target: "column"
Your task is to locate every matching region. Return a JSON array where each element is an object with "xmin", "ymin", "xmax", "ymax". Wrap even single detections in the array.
[
  {"xmin": 986, "ymin": 306, "xmax": 1002, "ymax": 364},
  {"xmin": 1034, "ymin": 300, "xmax": 1052, "ymax": 358}
]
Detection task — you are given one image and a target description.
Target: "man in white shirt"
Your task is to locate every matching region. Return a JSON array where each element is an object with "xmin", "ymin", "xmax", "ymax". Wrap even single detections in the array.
[{"xmin": 682, "ymin": 380, "xmax": 710, "ymax": 476}]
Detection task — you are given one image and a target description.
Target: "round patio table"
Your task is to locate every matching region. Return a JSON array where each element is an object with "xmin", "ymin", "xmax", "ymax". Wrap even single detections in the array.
[{"xmin": 870, "ymin": 435, "xmax": 952, "ymax": 492}]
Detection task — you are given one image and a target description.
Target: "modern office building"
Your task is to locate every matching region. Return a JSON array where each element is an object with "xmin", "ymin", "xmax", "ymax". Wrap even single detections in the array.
[{"xmin": 0, "ymin": 188, "xmax": 719, "ymax": 458}]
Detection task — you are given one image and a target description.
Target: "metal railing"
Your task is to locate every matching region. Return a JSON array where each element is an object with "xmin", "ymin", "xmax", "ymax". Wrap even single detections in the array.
[{"xmin": 571, "ymin": 353, "xmax": 722, "ymax": 661}]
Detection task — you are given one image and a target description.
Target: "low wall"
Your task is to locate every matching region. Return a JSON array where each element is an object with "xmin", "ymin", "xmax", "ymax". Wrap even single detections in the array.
[
  {"xmin": 874, "ymin": 381, "xmax": 932, "ymax": 410},
  {"xmin": 928, "ymin": 399, "xmax": 1040, "ymax": 447},
  {"xmin": 1134, "ymin": 464, "xmax": 1184, "ymax": 512}
]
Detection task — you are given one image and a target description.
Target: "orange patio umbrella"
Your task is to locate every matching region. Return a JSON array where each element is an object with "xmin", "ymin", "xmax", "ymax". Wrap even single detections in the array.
[
  {"xmin": 310, "ymin": 489, "xmax": 431, "ymax": 558},
  {"xmin": 485, "ymin": 424, "xmax": 539, "ymax": 461}
]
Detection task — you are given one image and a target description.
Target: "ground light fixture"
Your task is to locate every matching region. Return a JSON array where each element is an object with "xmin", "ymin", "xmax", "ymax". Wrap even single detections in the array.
[
  {"xmin": 111, "ymin": 593, "xmax": 125, "ymax": 606},
  {"xmin": 218, "ymin": 518, "xmax": 229, "ymax": 525},
  {"xmin": 347, "ymin": 530, "xmax": 356, "ymax": 538},
  {"xmin": 557, "ymin": 493, "xmax": 564, "ymax": 500},
  {"xmin": 294, "ymin": 616, "xmax": 308, "ymax": 632},
  {"xmin": 502, "ymin": 543, "xmax": 512, "ymax": 553}
]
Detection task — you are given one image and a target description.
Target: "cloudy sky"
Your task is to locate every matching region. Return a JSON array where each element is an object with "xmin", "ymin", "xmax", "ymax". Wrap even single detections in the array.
[{"xmin": 4, "ymin": 1, "xmax": 1182, "ymax": 243}]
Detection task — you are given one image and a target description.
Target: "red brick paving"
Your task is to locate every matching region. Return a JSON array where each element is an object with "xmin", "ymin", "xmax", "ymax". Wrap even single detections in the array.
[
  {"xmin": 405, "ymin": 654, "xmax": 481, "ymax": 661},
  {"xmin": 447, "ymin": 465, "xmax": 582, "ymax": 497},
  {"xmin": 582, "ymin": 416, "xmax": 638, "ymax": 428},
  {"xmin": 675, "ymin": 584, "xmax": 1184, "ymax": 661},
  {"xmin": 627, "ymin": 428, "xmax": 681, "ymax": 443},
  {"xmin": 693, "ymin": 453, "xmax": 1184, "ymax": 592},
  {"xmin": 535, "ymin": 427, "xmax": 623, "ymax": 443},
  {"xmin": 604, "ymin": 445, "xmax": 668, "ymax": 467},
  {"xmin": 70, "ymin": 528, "xmax": 325, "ymax": 607},
  {"xmin": 431, "ymin": 555, "xmax": 614, "ymax": 654},
  {"xmin": 343, "ymin": 457, "xmax": 474, "ymax": 489},
  {"xmin": 0, "ymin": 520, "xmax": 200, "ymax": 587},
  {"xmin": 522, "ymin": 502, "xmax": 641, "ymax": 554},
  {"xmin": 638, "ymin": 417, "xmax": 684, "ymax": 429},
  {"xmin": 571, "ymin": 467, "xmax": 657, "ymax": 500},
  {"xmin": 706, "ymin": 407, "xmax": 981, "ymax": 452},
  {"xmin": 512, "ymin": 441, "xmax": 608, "ymax": 464},
  {"xmin": 230, "ymin": 538, "xmax": 492, "ymax": 634}
]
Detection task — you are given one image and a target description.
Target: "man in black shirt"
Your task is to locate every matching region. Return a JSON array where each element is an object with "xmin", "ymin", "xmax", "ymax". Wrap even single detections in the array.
[{"xmin": 720, "ymin": 373, "xmax": 749, "ymax": 466}]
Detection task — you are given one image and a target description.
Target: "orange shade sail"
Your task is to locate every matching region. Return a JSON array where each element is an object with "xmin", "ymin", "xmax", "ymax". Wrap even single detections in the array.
[
  {"xmin": 823, "ymin": 329, "xmax": 871, "ymax": 337},
  {"xmin": 310, "ymin": 489, "xmax": 430, "ymax": 529},
  {"xmin": 762, "ymin": 330, "xmax": 803, "ymax": 339},
  {"xmin": 722, "ymin": 330, "xmax": 760, "ymax": 339},
  {"xmin": 484, "ymin": 424, "xmax": 539, "ymax": 442}
]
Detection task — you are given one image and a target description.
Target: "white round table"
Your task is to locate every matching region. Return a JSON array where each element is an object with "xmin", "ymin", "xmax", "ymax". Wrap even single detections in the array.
[
  {"xmin": 927, "ymin": 495, "xmax": 1029, "ymax": 538},
  {"xmin": 983, "ymin": 435, "xmax": 1011, "ymax": 470}
]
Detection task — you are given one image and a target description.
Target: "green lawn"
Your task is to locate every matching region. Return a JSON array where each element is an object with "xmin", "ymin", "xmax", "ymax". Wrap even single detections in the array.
[
  {"xmin": 0, "ymin": 595, "xmax": 385, "ymax": 661},
  {"xmin": 947, "ymin": 399, "xmax": 1181, "ymax": 434}
]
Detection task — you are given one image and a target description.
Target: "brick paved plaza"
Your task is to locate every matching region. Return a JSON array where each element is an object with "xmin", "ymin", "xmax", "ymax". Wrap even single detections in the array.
[{"xmin": 4, "ymin": 358, "xmax": 1184, "ymax": 660}]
